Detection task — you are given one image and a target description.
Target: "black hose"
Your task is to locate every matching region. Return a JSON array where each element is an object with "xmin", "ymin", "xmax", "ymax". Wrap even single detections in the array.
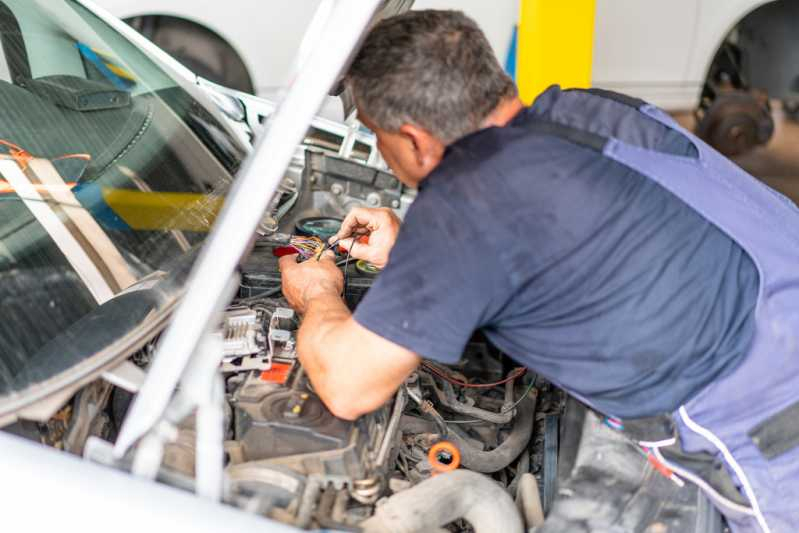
[{"xmin": 448, "ymin": 393, "xmax": 536, "ymax": 473}]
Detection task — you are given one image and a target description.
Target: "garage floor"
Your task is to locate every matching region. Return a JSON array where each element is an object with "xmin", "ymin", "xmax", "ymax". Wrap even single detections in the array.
[{"xmin": 674, "ymin": 103, "xmax": 799, "ymax": 205}]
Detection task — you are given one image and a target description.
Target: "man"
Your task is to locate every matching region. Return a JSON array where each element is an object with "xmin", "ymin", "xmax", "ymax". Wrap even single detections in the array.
[{"xmin": 280, "ymin": 10, "xmax": 799, "ymax": 533}]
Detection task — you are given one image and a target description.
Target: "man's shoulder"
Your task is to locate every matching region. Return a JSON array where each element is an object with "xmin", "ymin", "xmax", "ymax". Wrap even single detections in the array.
[
  {"xmin": 450, "ymin": 115, "xmax": 573, "ymax": 163},
  {"xmin": 425, "ymin": 117, "xmax": 577, "ymax": 196}
]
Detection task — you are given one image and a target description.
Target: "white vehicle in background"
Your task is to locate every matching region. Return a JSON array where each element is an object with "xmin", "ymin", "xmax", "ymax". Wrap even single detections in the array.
[
  {"xmin": 90, "ymin": 0, "xmax": 517, "ymax": 98},
  {"xmin": 95, "ymin": 0, "xmax": 795, "ymax": 155}
]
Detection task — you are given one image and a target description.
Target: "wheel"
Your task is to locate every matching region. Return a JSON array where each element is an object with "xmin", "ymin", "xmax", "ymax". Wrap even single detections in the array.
[
  {"xmin": 782, "ymin": 96, "xmax": 799, "ymax": 122},
  {"xmin": 695, "ymin": 90, "xmax": 774, "ymax": 157},
  {"xmin": 126, "ymin": 15, "xmax": 254, "ymax": 94},
  {"xmin": 698, "ymin": 37, "xmax": 774, "ymax": 157}
]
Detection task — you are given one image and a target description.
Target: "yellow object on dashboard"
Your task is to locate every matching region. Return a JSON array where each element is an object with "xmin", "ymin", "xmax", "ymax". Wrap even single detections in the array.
[{"xmin": 102, "ymin": 188, "xmax": 225, "ymax": 232}]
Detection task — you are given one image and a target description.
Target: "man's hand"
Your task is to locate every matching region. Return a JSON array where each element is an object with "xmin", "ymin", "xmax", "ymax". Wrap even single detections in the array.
[
  {"xmin": 331, "ymin": 207, "xmax": 401, "ymax": 269},
  {"xmin": 279, "ymin": 247, "xmax": 420, "ymax": 421},
  {"xmin": 279, "ymin": 251, "xmax": 343, "ymax": 314}
]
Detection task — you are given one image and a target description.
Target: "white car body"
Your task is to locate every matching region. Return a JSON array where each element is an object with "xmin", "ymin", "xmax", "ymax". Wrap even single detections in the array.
[
  {"xmin": 94, "ymin": 0, "xmax": 774, "ymax": 110},
  {"xmin": 593, "ymin": 0, "xmax": 773, "ymax": 109}
]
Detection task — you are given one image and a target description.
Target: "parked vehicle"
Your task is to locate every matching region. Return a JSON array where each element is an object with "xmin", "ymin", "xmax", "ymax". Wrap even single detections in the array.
[
  {"xmin": 95, "ymin": 0, "xmax": 795, "ymax": 155},
  {"xmin": 0, "ymin": 1, "xmax": 724, "ymax": 531}
]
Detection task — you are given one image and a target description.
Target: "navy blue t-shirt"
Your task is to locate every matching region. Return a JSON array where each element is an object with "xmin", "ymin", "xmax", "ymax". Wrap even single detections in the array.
[{"xmin": 353, "ymin": 87, "xmax": 757, "ymax": 418}]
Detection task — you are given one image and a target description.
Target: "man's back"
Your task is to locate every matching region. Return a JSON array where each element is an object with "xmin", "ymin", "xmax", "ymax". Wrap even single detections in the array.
[
  {"xmin": 282, "ymin": 12, "xmax": 799, "ymax": 530},
  {"xmin": 353, "ymin": 86, "xmax": 758, "ymax": 418}
]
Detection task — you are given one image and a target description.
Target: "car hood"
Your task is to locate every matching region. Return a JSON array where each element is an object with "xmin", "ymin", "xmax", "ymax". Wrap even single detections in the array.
[
  {"xmin": 0, "ymin": 0, "xmax": 410, "ymax": 449},
  {"xmin": 115, "ymin": 0, "xmax": 413, "ymax": 455}
]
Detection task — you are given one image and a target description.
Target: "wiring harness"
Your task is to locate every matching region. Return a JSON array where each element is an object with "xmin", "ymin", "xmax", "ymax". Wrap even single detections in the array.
[{"xmin": 288, "ymin": 235, "xmax": 325, "ymax": 260}]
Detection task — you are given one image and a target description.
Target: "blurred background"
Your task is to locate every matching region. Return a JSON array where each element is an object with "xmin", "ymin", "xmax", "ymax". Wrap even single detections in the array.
[{"xmin": 95, "ymin": 0, "xmax": 799, "ymax": 203}]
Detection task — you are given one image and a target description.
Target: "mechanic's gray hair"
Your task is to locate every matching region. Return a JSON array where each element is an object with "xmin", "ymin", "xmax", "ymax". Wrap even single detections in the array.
[{"xmin": 347, "ymin": 10, "xmax": 518, "ymax": 144}]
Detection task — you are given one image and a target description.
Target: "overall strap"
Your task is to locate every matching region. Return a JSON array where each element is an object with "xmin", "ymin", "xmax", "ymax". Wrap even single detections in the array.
[
  {"xmin": 552, "ymin": 87, "xmax": 799, "ymax": 255},
  {"xmin": 522, "ymin": 119, "xmax": 608, "ymax": 152},
  {"xmin": 526, "ymin": 87, "xmax": 799, "ymax": 305},
  {"xmin": 572, "ymin": 87, "xmax": 648, "ymax": 109},
  {"xmin": 602, "ymin": 106, "xmax": 799, "ymax": 252}
]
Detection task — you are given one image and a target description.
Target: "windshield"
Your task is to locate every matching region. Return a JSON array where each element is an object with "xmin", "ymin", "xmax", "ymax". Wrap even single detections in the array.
[{"xmin": 0, "ymin": 0, "xmax": 246, "ymax": 404}]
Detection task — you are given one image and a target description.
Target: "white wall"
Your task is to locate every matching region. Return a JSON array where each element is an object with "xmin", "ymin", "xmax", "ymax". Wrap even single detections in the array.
[{"xmin": 413, "ymin": 0, "xmax": 518, "ymax": 65}]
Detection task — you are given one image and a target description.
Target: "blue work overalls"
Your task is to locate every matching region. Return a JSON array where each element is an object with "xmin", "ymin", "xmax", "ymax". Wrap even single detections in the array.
[{"xmin": 532, "ymin": 89, "xmax": 799, "ymax": 532}]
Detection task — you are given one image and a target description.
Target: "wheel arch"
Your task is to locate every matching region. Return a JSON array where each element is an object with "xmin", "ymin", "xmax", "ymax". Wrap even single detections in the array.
[
  {"xmin": 117, "ymin": 11, "xmax": 255, "ymax": 90},
  {"xmin": 690, "ymin": 0, "xmax": 777, "ymax": 92}
]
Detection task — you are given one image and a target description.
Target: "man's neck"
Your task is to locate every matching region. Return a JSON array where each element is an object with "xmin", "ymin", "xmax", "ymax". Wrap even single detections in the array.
[
  {"xmin": 414, "ymin": 96, "xmax": 525, "ymax": 190},
  {"xmin": 481, "ymin": 97, "xmax": 525, "ymax": 129}
]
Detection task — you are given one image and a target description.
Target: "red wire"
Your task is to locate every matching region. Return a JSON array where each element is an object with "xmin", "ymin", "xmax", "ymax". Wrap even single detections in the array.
[{"xmin": 422, "ymin": 361, "xmax": 526, "ymax": 389}]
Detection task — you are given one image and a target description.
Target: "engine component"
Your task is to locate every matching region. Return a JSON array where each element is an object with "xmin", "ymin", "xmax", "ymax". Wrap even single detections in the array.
[
  {"xmin": 295, "ymin": 216, "xmax": 342, "ymax": 241},
  {"xmin": 268, "ymin": 307, "xmax": 297, "ymax": 361},
  {"xmin": 542, "ymin": 413, "xmax": 559, "ymax": 513},
  {"xmin": 426, "ymin": 374, "xmax": 515, "ymax": 424},
  {"xmin": 228, "ymin": 368, "xmax": 397, "ymax": 490},
  {"xmin": 355, "ymin": 260, "xmax": 381, "ymax": 276},
  {"xmin": 428, "ymin": 441, "xmax": 460, "ymax": 475},
  {"xmin": 64, "ymin": 380, "xmax": 114, "ymax": 455},
  {"xmin": 227, "ymin": 462, "xmax": 305, "ymax": 512},
  {"xmin": 222, "ymin": 307, "xmax": 261, "ymax": 357},
  {"xmin": 219, "ymin": 304, "xmax": 298, "ymax": 374},
  {"xmin": 360, "ymin": 469, "xmax": 524, "ymax": 533},
  {"xmin": 296, "ymin": 150, "xmax": 402, "ymax": 221},
  {"xmin": 239, "ymin": 240, "xmax": 377, "ymax": 308},
  {"xmin": 218, "ymin": 256, "xmax": 545, "ymax": 530},
  {"xmin": 515, "ymin": 473, "xmax": 545, "ymax": 529},
  {"xmin": 448, "ymin": 392, "xmax": 536, "ymax": 473}
]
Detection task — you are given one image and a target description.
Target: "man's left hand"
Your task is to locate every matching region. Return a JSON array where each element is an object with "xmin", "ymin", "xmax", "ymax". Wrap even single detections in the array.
[{"xmin": 279, "ymin": 251, "xmax": 344, "ymax": 314}]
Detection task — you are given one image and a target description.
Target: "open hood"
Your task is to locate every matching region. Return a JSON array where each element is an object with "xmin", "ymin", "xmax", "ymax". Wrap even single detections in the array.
[
  {"xmin": 115, "ymin": 0, "xmax": 414, "ymax": 457},
  {"xmin": 331, "ymin": 0, "xmax": 415, "ymax": 118}
]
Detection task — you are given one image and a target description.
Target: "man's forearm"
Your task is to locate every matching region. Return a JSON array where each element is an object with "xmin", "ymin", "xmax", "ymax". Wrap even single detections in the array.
[
  {"xmin": 295, "ymin": 290, "xmax": 370, "ymax": 419},
  {"xmin": 296, "ymin": 289, "xmax": 352, "ymax": 383},
  {"xmin": 295, "ymin": 290, "xmax": 420, "ymax": 420}
]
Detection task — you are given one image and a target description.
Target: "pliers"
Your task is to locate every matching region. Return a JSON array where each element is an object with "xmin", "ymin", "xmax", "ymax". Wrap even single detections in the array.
[{"xmin": 317, "ymin": 231, "xmax": 369, "ymax": 260}]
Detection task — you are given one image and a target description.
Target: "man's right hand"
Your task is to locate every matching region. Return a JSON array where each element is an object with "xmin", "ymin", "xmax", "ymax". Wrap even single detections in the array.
[{"xmin": 332, "ymin": 207, "xmax": 401, "ymax": 269}]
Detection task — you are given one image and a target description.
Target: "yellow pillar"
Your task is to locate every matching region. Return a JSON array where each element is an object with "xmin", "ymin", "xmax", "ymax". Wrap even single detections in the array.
[{"xmin": 516, "ymin": 0, "xmax": 596, "ymax": 105}]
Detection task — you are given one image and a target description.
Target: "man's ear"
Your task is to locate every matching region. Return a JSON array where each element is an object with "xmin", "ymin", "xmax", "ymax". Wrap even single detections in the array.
[{"xmin": 398, "ymin": 123, "xmax": 444, "ymax": 167}]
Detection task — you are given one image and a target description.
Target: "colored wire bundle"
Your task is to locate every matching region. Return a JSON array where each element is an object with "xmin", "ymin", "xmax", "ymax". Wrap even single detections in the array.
[
  {"xmin": 342, "ymin": 239, "xmax": 355, "ymax": 298},
  {"xmin": 289, "ymin": 235, "xmax": 324, "ymax": 260}
]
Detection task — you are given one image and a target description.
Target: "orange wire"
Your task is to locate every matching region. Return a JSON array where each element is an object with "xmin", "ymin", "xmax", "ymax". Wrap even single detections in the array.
[
  {"xmin": 0, "ymin": 139, "xmax": 90, "ymax": 193},
  {"xmin": 0, "ymin": 139, "xmax": 33, "ymax": 170}
]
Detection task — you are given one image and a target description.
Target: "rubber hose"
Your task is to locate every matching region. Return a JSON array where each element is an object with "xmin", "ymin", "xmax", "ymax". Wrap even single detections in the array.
[
  {"xmin": 516, "ymin": 472, "xmax": 545, "ymax": 528},
  {"xmin": 448, "ymin": 393, "xmax": 536, "ymax": 473},
  {"xmin": 295, "ymin": 478, "xmax": 320, "ymax": 528},
  {"xmin": 360, "ymin": 469, "xmax": 524, "ymax": 533}
]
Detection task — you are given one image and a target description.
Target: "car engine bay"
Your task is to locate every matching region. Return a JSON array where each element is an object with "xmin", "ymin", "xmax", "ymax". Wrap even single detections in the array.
[
  {"xmin": 1, "ymin": 147, "xmax": 561, "ymax": 531},
  {"xmin": 2, "ymin": 146, "xmax": 724, "ymax": 533},
  {"xmin": 209, "ymin": 299, "xmax": 563, "ymax": 531},
  {"xmin": 193, "ymin": 148, "xmax": 565, "ymax": 530}
]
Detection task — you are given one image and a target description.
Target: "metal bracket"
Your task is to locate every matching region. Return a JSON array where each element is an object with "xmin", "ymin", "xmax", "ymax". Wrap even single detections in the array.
[
  {"xmin": 127, "ymin": 331, "xmax": 227, "ymax": 502},
  {"xmin": 102, "ymin": 360, "xmax": 146, "ymax": 393}
]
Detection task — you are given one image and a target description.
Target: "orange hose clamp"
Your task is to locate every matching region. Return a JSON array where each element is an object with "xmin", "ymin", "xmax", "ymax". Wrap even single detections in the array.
[{"xmin": 428, "ymin": 441, "xmax": 461, "ymax": 475}]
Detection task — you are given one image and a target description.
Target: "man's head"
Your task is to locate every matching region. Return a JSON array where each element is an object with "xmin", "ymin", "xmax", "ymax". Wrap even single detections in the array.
[{"xmin": 348, "ymin": 10, "xmax": 519, "ymax": 187}]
